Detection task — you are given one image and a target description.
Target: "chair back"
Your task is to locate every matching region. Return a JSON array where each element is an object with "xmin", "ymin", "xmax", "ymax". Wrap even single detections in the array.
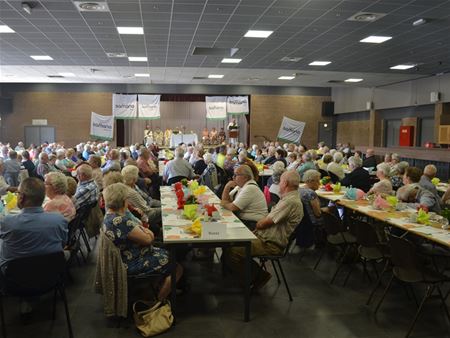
[
  {"xmin": 318, "ymin": 169, "xmax": 329, "ymax": 178},
  {"xmin": 167, "ymin": 176, "xmax": 187, "ymax": 185},
  {"xmin": 322, "ymin": 210, "xmax": 346, "ymax": 235},
  {"xmin": 296, "ymin": 203, "xmax": 315, "ymax": 248},
  {"xmin": 328, "ymin": 171, "xmax": 340, "ymax": 183},
  {"xmin": 353, "ymin": 220, "xmax": 379, "ymax": 247},
  {"xmin": 389, "ymin": 235, "xmax": 423, "ymax": 272},
  {"xmin": 282, "ymin": 226, "xmax": 300, "ymax": 257},
  {"xmin": 3, "ymin": 252, "xmax": 66, "ymax": 296}
]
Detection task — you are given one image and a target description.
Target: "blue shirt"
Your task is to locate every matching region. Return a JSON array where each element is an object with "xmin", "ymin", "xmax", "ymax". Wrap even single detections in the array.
[
  {"xmin": 74, "ymin": 179, "xmax": 98, "ymax": 210},
  {"xmin": 0, "ymin": 207, "xmax": 68, "ymax": 269}
]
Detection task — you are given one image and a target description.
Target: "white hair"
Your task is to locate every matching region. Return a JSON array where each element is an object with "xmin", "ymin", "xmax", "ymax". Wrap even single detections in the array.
[
  {"xmin": 377, "ymin": 162, "xmax": 391, "ymax": 177},
  {"xmin": 175, "ymin": 147, "xmax": 184, "ymax": 158},
  {"xmin": 121, "ymin": 165, "xmax": 139, "ymax": 185},
  {"xmin": 302, "ymin": 169, "xmax": 321, "ymax": 183},
  {"xmin": 348, "ymin": 156, "xmax": 362, "ymax": 168},
  {"xmin": 333, "ymin": 152, "xmax": 343, "ymax": 163}
]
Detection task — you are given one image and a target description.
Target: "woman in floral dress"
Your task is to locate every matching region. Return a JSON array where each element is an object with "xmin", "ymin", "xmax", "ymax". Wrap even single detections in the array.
[{"xmin": 103, "ymin": 182, "xmax": 183, "ymax": 300}]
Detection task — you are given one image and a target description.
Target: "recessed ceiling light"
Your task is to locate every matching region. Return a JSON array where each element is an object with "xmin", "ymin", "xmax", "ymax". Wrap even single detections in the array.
[
  {"xmin": 360, "ymin": 35, "xmax": 392, "ymax": 43},
  {"xmin": 106, "ymin": 52, "xmax": 127, "ymax": 58},
  {"xmin": 347, "ymin": 12, "xmax": 386, "ymax": 22},
  {"xmin": 128, "ymin": 56, "xmax": 147, "ymax": 62},
  {"xmin": 244, "ymin": 30, "xmax": 273, "ymax": 38},
  {"xmin": 208, "ymin": 74, "xmax": 224, "ymax": 79},
  {"xmin": 390, "ymin": 64, "xmax": 416, "ymax": 70},
  {"xmin": 278, "ymin": 76, "xmax": 295, "ymax": 80},
  {"xmin": 221, "ymin": 58, "xmax": 241, "ymax": 64},
  {"xmin": 74, "ymin": 1, "xmax": 109, "ymax": 12},
  {"xmin": 117, "ymin": 27, "xmax": 144, "ymax": 35},
  {"xmin": 0, "ymin": 25, "xmax": 15, "ymax": 33},
  {"xmin": 30, "ymin": 55, "xmax": 53, "ymax": 60},
  {"xmin": 309, "ymin": 61, "xmax": 331, "ymax": 66},
  {"xmin": 135, "ymin": 73, "xmax": 150, "ymax": 77},
  {"xmin": 280, "ymin": 56, "xmax": 302, "ymax": 62},
  {"xmin": 59, "ymin": 72, "xmax": 75, "ymax": 77},
  {"xmin": 344, "ymin": 78, "xmax": 363, "ymax": 83}
]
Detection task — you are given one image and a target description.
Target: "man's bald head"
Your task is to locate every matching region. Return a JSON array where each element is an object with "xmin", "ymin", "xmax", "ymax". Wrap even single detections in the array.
[{"xmin": 423, "ymin": 164, "xmax": 437, "ymax": 178}]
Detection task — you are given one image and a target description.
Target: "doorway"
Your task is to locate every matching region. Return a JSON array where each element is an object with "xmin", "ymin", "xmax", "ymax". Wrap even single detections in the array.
[
  {"xmin": 24, "ymin": 126, "xmax": 55, "ymax": 147},
  {"xmin": 318, "ymin": 121, "xmax": 333, "ymax": 148}
]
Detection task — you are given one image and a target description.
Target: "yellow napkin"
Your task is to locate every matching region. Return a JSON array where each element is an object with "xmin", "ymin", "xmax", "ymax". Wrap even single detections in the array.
[
  {"xmin": 188, "ymin": 218, "xmax": 202, "ymax": 236},
  {"xmin": 255, "ymin": 163, "xmax": 264, "ymax": 172},
  {"xmin": 332, "ymin": 182, "xmax": 341, "ymax": 193},
  {"xmin": 386, "ymin": 195, "xmax": 398, "ymax": 208},
  {"xmin": 5, "ymin": 192, "xmax": 17, "ymax": 211},
  {"xmin": 417, "ymin": 208, "xmax": 430, "ymax": 225},
  {"xmin": 189, "ymin": 180, "xmax": 199, "ymax": 192},
  {"xmin": 183, "ymin": 204, "xmax": 198, "ymax": 220},
  {"xmin": 193, "ymin": 185, "xmax": 207, "ymax": 197},
  {"xmin": 431, "ymin": 177, "xmax": 440, "ymax": 186}
]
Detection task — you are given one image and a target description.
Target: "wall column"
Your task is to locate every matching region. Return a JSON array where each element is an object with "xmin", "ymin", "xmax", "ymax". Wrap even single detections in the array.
[{"xmin": 368, "ymin": 109, "xmax": 382, "ymax": 147}]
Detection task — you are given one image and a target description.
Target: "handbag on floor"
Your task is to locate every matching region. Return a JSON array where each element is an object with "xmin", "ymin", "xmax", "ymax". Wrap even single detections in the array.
[{"xmin": 133, "ymin": 300, "xmax": 173, "ymax": 337}]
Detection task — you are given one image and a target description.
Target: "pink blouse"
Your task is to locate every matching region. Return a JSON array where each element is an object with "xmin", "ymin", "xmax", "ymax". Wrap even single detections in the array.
[{"xmin": 44, "ymin": 194, "xmax": 76, "ymax": 222}]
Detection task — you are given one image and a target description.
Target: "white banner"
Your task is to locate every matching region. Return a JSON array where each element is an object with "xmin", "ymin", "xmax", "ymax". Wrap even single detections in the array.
[
  {"xmin": 277, "ymin": 116, "xmax": 306, "ymax": 144},
  {"xmin": 138, "ymin": 94, "xmax": 161, "ymax": 119},
  {"xmin": 227, "ymin": 96, "xmax": 249, "ymax": 114},
  {"xmin": 112, "ymin": 94, "xmax": 137, "ymax": 119},
  {"xmin": 205, "ymin": 96, "xmax": 227, "ymax": 120},
  {"xmin": 90, "ymin": 112, "xmax": 114, "ymax": 140}
]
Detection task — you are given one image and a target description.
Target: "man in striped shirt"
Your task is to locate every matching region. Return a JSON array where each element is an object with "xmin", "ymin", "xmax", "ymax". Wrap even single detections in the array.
[{"xmin": 74, "ymin": 164, "xmax": 98, "ymax": 210}]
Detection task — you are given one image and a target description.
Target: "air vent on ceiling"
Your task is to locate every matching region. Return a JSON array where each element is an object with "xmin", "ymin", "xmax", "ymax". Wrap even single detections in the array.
[
  {"xmin": 106, "ymin": 52, "xmax": 127, "ymax": 58},
  {"xmin": 192, "ymin": 47, "xmax": 239, "ymax": 57},
  {"xmin": 280, "ymin": 56, "xmax": 302, "ymax": 62},
  {"xmin": 47, "ymin": 75, "xmax": 64, "ymax": 78},
  {"xmin": 73, "ymin": 1, "xmax": 109, "ymax": 12},
  {"xmin": 192, "ymin": 76, "xmax": 209, "ymax": 80},
  {"xmin": 246, "ymin": 77, "xmax": 261, "ymax": 81},
  {"xmin": 347, "ymin": 12, "xmax": 386, "ymax": 22},
  {"xmin": 328, "ymin": 80, "xmax": 344, "ymax": 83}
]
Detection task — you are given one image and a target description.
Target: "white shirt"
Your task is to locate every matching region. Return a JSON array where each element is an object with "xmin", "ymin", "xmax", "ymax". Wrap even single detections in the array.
[{"xmin": 230, "ymin": 180, "xmax": 268, "ymax": 222}]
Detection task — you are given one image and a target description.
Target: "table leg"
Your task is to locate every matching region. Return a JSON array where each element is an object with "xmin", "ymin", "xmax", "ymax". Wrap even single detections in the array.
[
  {"xmin": 244, "ymin": 242, "xmax": 251, "ymax": 322},
  {"xmin": 170, "ymin": 246, "xmax": 177, "ymax": 321}
]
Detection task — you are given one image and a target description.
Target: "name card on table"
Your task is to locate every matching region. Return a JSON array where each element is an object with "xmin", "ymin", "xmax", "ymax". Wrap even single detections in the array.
[{"xmin": 202, "ymin": 222, "xmax": 226, "ymax": 240}]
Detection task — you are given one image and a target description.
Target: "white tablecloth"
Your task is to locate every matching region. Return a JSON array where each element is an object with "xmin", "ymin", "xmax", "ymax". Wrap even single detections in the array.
[{"xmin": 170, "ymin": 133, "xmax": 198, "ymax": 148}]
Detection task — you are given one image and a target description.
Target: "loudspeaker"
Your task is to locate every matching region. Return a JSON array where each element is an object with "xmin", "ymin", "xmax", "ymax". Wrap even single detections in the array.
[
  {"xmin": 430, "ymin": 92, "xmax": 440, "ymax": 103},
  {"xmin": 0, "ymin": 97, "xmax": 13, "ymax": 114},
  {"xmin": 321, "ymin": 101, "xmax": 334, "ymax": 116},
  {"xmin": 366, "ymin": 101, "xmax": 374, "ymax": 110}
]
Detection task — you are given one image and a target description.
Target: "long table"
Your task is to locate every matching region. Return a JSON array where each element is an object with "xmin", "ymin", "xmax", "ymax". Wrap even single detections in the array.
[
  {"xmin": 160, "ymin": 186, "xmax": 256, "ymax": 321},
  {"xmin": 169, "ymin": 133, "xmax": 198, "ymax": 148},
  {"xmin": 309, "ymin": 187, "xmax": 450, "ymax": 248}
]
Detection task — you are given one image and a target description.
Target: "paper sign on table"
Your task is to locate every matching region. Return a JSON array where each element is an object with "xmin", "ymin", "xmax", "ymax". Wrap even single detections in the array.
[{"xmin": 202, "ymin": 222, "xmax": 226, "ymax": 239}]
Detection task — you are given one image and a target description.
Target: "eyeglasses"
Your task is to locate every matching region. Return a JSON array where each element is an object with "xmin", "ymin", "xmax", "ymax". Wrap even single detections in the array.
[{"xmin": 233, "ymin": 173, "xmax": 245, "ymax": 178}]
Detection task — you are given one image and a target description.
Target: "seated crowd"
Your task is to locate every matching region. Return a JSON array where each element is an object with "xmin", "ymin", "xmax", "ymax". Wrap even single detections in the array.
[{"xmin": 0, "ymin": 137, "xmax": 449, "ymax": 323}]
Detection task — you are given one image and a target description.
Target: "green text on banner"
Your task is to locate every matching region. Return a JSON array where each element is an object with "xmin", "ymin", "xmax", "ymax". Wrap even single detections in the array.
[
  {"xmin": 112, "ymin": 94, "xmax": 137, "ymax": 119},
  {"xmin": 277, "ymin": 116, "xmax": 306, "ymax": 144},
  {"xmin": 227, "ymin": 96, "xmax": 249, "ymax": 114},
  {"xmin": 138, "ymin": 94, "xmax": 161, "ymax": 119},
  {"xmin": 205, "ymin": 96, "xmax": 227, "ymax": 120},
  {"xmin": 90, "ymin": 112, "xmax": 114, "ymax": 140}
]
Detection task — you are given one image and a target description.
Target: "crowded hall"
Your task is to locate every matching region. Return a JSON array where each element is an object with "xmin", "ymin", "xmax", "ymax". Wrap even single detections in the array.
[{"xmin": 1, "ymin": 1, "xmax": 450, "ymax": 337}]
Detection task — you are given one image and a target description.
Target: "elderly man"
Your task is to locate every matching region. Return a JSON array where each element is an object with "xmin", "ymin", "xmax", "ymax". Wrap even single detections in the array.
[
  {"xmin": 163, "ymin": 147, "xmax": 194, "ymax": 184},
  {"xmin": 221, "ymin": 164, "xmax": 267, "ymax": 230},
  {"xmin": 3, "ymin": 151, "xmax": 21, "ymax": 187},
  {"xmin": 0, "ymin": 177, "xmax": 67, "ymax": 272},
  {"xmin": 74, "ymin": 164, "xmax": 98, "ymax": 210},
  {"xmin": 0, "ymin": 160, "xmax": 17, "ymax": 195},
  {"xmin": 397, "ymin": 183, "xmax": 441, "ymax": 214},
  {"xmin": 101, "ymin": 148, "xmax": 121, "ymax": 174},
  {"xmin": 227, "ymin": 170, "xmax": 303, "ymax": 289},
  {"xmin": 36, "ymin": 152, "xmax": 51, "ymax": 179},
  {"xmin": 362, "ymin": 148, "xmax": 377, "ymax": 168},
  {"xmin": 263, "ymin": 146, "xmax": 277, "ymax": 165},
  {"xmin": 419, "ymin": 164, "xmax": 438, "ymax": 196},
  {"xmin": 341, "ymin": 156, "xmax": 371, "ymax": 192}
]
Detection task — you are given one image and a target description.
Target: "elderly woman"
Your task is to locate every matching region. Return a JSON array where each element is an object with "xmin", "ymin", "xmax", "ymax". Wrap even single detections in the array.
[
  {"xmin": 44, "ymin": 172, "xmax": 76, "ymax": 221},
  {"xmin": 341, "ymin": 156, "xmax": 371, "ymax": 192},
  {"xmin": 88, "ymin": 154, "xmax": 103, "ymax": 191},
  {"xmin": 267, "ymin": 161, "xmax": 286, "ymax": 200},
  {"xmin": 286, "ymin": 152, "xmax": 300, "ymax": 170},
  {"xmin": 200, "ymin": 153, "xmax": 219, "ymax": 190},
  {"xmin": 390, "ymin": 161, "xmax": 409, "ymax": 190},
  {"xmin": 297, "ymin": 152, "xmax": 316, "ymax": 180},
  {"xmin": 317, "ymin": 153, "xmax": 332, "ymax": 171},
  {"xmin": 66, "ymin": 176, "xmax": 78, "ymax": 202},
  {"xmin": 327, "ymin": 151, "xmax": 345, "ymax": 181},
  {"xmin": 193, "ymin": 149, "xmax": 207, "ymax": 175},
  {"xmin": 122, "ymin": 165, "xmax": 161, "ymax": 223},
  {"xmin": 368, "ymin": 163, "xmax": 393, "ymax": 195},
  {"xmin": 103, "ymin": 182, "xmax": 182, "ymax": 300}
]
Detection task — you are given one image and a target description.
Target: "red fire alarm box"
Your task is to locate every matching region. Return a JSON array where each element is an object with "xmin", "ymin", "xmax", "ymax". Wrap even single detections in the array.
[{"xmin": 399, "ymin": 126, "xmax": 414, "ymax": 146}]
